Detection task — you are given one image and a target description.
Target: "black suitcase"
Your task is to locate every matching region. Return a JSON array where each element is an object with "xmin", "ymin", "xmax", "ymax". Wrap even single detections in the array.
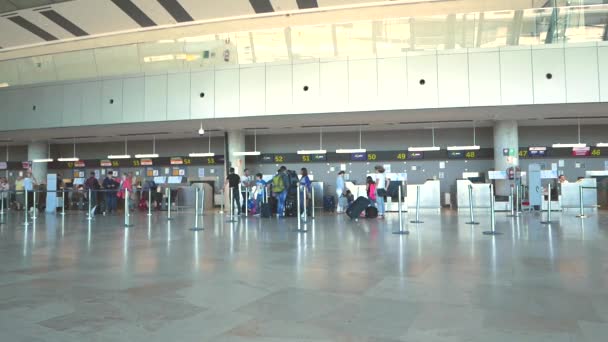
[
  {"xmin": 285, "ymin": 198, "xmax": 297, "ymax": 217},
  {"xmin": 323, "ymin": 195, "xmax": 335, "ymax": 212},
  {"xmin": 365, "ymin": 206, "xmax": 378, "ymax": 218},
  {"xmin": 260, "ymin": 203, "xmax": 271, "ymax": 218},
  {"xmin": 346, "ymin": 197, "xmax": 371, "ymax": 219}
]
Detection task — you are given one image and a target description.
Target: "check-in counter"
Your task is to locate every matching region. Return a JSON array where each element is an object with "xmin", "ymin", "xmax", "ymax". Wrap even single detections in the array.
[
  {"xmin": 407, "ymin": 180, "xmax": 440, "ymax": 210},
  {"xmin": 560, "ymin": 178, "xmax": 598, "ymax": 210},
  {"xmin": 456, "ymin": 180, "xmax": 491, "ymax": 210}
]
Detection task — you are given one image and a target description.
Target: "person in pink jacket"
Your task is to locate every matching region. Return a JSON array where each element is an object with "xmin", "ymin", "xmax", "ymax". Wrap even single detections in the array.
[{"xmin": 117, "ymin": 173, "xmax": 134, "ymax": 211}]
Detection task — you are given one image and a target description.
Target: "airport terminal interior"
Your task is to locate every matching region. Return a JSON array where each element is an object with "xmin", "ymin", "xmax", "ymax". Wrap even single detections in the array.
[{"xmin": 1, "ymin": 0, "xmax": 608, "ymax": 340}]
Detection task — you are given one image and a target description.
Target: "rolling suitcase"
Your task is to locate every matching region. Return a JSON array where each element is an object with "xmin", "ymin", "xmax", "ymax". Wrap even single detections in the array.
[
  {"xmin": 323, "ymin": 195, "xmax": 335, "ymax": 212},
  {"xmin": 365, "ymin": 206, "xmax": 378, "ymax": 218},
  {"xmin": 285, "ymin": 197, "xmax": 297, "ymax": 217},
  {"xmin": 346, "ymin": 196, "xmax": 371, "ymax": 220}
]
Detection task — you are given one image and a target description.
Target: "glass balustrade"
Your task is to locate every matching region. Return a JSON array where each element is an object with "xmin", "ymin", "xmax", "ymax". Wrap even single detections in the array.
[{"xmin": 0, "ymin": 3, "xmax": 607, "ymax": 88}]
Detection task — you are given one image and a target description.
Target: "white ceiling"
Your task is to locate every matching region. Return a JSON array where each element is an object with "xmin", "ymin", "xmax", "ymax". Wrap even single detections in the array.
[
  {"xmin": 0, "ymin": 0, "xmax": 550, "ymax": 54},
  {"xmin": 1, "ymin": 102, "xmax": 607, "ymax": 145}
]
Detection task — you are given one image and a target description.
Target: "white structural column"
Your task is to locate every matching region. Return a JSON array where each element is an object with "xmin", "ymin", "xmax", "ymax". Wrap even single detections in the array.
[
  {"xmin": 28, "ymin": 142, "xmax": 47, "ymax": 184},
  {"xmin": 226, "ymin": 130, "xmax": 246, "ymax": 175},
  {"xmin": 493, "ymin": 120, "xmax": 519, "ymax": 196}
]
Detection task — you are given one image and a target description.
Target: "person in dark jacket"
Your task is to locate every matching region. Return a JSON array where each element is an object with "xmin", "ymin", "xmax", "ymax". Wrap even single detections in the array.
[{"xmin": 102, "ymin": 172, "xmax": 119, "ymax": 214}]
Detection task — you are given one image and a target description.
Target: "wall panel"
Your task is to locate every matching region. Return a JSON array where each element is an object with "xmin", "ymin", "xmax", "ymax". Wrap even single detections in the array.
[
  {"xmin": 377, "ymin": 57, "xmax": 407, "ymax": 110},
  {"xmin": 500, "ymin": 48, "xmax": 534, "ymax": 105},
  {"xmin": 167, "ymin": 72, "xmax": 191, "ymax": 120},
  {"xmin": 320, "ymin": 61, "xmax": 348, "ymax": 112},
  {"xmin": 468, "ymin": 51, "xmax": 501, "ymax": 106},
  {"xmin": 239, "ymin": 66, "xmax": 266, "ymax": 116},
  {"xmin": 144, "ymin": 74, "xmax": 168, "ymax": 122},
  {"xmin": 437, "ymin": 51, "xmax": 469, "ymax": 108},
  {"xmin": 597, "ymin": 46, "xmax": 608, "ymax": 102},
  {"xmin": 122, "ymin": 77, "xmax": 145, "ymax": 123},
  {"xmin": 81, "ymin": 81, "xmax": 102, "ymax": 125},
  {"xmin": 265, "ymin": 64, "xmax": 292, "ymax": 115},
  {"xmin": 214, "ymin": 68, "xmax": 239, "ymax": 118},
  {"xmin": 292, "ymin": 62, "xmax": 319, "ymax": 113},
  {"xmin": 101, "ymin": 79, "xmax": 123, "ymax": 124},
  {"xmin": 190, "ymin": 70, "xmax": 214, "ymax": 119},
  {"xmin": 348, "ymin": 59, "xmax": 378, "ymax": 110},
  {"xmin": 407, "ymin": 52, "xmax": 438, "ymax": 108},
  {"xmin": 532, "ymin": 46, "xmax": 566, "ymax": 104}
]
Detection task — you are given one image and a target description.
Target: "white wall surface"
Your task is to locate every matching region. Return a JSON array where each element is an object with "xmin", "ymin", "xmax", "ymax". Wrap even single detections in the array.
[{"xmin": 2, "ymin": 44, "xmax": 608, "ymax": 131}]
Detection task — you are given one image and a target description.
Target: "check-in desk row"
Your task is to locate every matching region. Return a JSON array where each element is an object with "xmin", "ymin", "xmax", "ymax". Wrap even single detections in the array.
[
  {"xmin": 457, "ymin": 178, "xmax": 598, "ymax": 212},
  {"xmin": 346, "ymin": 180, "xmax": 442, "ymax": 212}
]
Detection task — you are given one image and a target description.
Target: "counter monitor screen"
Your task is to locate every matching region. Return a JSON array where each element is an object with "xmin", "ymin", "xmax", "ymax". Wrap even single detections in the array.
[
  {"xmin": 167, "ymin": 176, "xmax": 183, "ymax": 184},
  {"xmin": 154, "ymin": 176, "xmax": 167, "ymax": 184}
]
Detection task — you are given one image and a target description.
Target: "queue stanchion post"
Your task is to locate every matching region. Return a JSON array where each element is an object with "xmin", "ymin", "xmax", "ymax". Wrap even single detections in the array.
[
  {"xmin": 393, "ymin": 184, "xmax": 409, "ymax": 235},
  {"xmin": 302, "ymin": 186, "xmax": 308, "ymax": 223},
  {"xmin": 220, "ymin": 189, "xmax": 224, "ymax": 214},
  {"xmin": 124, "ymin": 188, "xmax": 133, "ymax": 228},
  {"xmin": 226, "ymin": 188, "xmax": 237, "ymax": 223},
  {"xmin": 246, "ymin": 187, "xmax": 250, "ymax": 218},
  {"xmin": 23, "ymin": 190, "xmax": 29, "ymax": 226},
  {"xmin": 311, "ymin": 185, "xmax": 315, "ymax": 219},
  {"xmin": 31, "ymin": 190, "xmax": 37, "ymax": 220},
  {"xmin": 296, "ymin": 184, "xmax": 307, "ymax": 233},
  {"xmin": 541, "ymin": 183, "xmax": 554, "ymax": 225},
  {"xmin": 147, "ymin": 189, "xmax": 152, "ymax": 217},
  {"xmin": 507, "ymin": 185, "xmax": 517, "ymax": 217},
  {"xmin": 483, "ymin": 184, "xmax": 502, "ymax": 235},
  {"xmin": 61, "ymin": 189, "xmax": 66, "ymax": 216},
  {"xmin": 86, "ymin": 188, "xmax": 93, "ymax": 221},
  {"xmin": 166, "ymin": 188, "xmax": 173, "ymax": 221},
  {"xmin": 0, "ymin": 191, "xmax": 5, "ymax": 225},
  {"xmin": 466, "ymin": 184, "xmax": 479, "ymax": 225},
  {"xmin": 576, "ymin": 185, "xmax": 587, "ymax": 218},
  {"xmin": 410, "ymin": 185, "xmax": 423, "ymax": 224},
  {"xmin": 200, "ymin": 188, "xmax": 205, "ymax": 216},
  {"xmin": 516, "ymin": 184, "xmax": 522, "ymax": 215},
  {"xmin": 191, "ymin": 187, "xmax": 204, "ymax": 231}
]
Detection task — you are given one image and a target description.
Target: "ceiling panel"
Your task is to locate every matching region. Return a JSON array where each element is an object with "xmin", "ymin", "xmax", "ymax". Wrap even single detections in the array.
[
  {"xmin": 17, "ymin": 11, "xmax": 73, "ymax": 41},
  {"xmin": 51, "ymin": 0, "xmax": 138, "ymax": 36},
  {"xmin": 0, "ymin": 17, "xmax": 42, "ymax": 47},
  {"xmin": 132, "ymin": 0, "xmax": 183, "ymax": 25},
  {"xmin": 179, "ymin": 0, "xmax": 256, "ymax": 20}
]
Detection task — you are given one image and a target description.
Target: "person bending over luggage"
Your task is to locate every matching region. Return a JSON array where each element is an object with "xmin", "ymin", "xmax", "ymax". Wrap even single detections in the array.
[
  {"xmin": 226, "ymin": 168, "xmax": 241, "ymax": 215},
  {"xmin": 345, "ymin": 190, "xmax": 355, "ymax": 208}
]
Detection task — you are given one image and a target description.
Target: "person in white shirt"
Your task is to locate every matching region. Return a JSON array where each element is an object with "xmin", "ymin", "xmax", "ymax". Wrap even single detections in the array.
[
  {"xmin": 336, "ymin": 171, "xmax": 346, "ymax": 213},
  {"xmin": 241, "ymin": 168, "xmax": 253, "ymax": 213},
  {"xmin": 374, "ymin": 166, "xmax": 390, "ymax": 218}
]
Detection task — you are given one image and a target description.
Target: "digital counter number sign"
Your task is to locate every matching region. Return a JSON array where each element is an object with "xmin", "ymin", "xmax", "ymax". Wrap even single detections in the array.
[{"xmin": 351, "ymin": 153, "xmax": 366, "ymax": 161}]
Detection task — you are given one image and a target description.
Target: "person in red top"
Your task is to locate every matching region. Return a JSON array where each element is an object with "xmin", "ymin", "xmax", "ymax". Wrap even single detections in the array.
[{"xmin": 117, "ymin": 173, "xmax": 133, "ymax": 212}]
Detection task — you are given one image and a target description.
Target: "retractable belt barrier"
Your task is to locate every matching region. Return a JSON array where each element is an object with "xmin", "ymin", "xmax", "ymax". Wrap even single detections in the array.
[
  {"xmin": 410, "ymin": 185, "xmax": 424, "ymax": 224},
  {"xmin": 483, "ymin": 184, "xmax": 501, "ymax": 235},
  {"xmin": 466, "ymin": 184, "xmax": 479, "ymax": 225},
  {"xmin": 577, "ymin": 186, "xmax": 597, "ymax": 219},
  {"xmin": 393, "ymin": 184, "xmax": 409, "ymax": 235},
  {"xmin": 541, "ymin": 183, "xmax": 554, "ymax": 225}
]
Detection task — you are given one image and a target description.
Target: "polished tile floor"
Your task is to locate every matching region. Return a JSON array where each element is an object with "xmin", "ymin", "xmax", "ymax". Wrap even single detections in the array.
[{"xmin": 0, "ymin": 208, "xmax": 607, "ymax": 341}]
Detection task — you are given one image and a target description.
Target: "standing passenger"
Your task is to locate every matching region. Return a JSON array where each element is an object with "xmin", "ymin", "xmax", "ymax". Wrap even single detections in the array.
[
  {"xmin": 366, "ymin": 176, "xmax": 377, "ymax": 207},
  {"xmin": 374, "ymin": 166, "xmax": 389, "ymax": 218},
  {"xmin": 0, "ymin": 177, "xmax": 9, "ymax": 209},
  {"xmin": 241, "ymin": 168, "xmax": 252, "ymax": 214},
  {"xmin": 225, "ymin": 168, "xmax": 241, "ymax": 215},
  {"xmin": 271, "ymin": 168, "xmax": 287, "ymax": 217},
  {"xmin": 84, "ymin": 172, "xmax": 100, "ymax": 208},
  {"xmin": 300, "ymin": 168, "xmax": 312, "ymax": 217},
  {"xmin": 103, "ymin": 172, "xmax": 119, "ymax": 214},
  {"xmin": 254, "ymin": 173, "xmax": 266, "ymax": 215},
  {"xmin": 23, "ymin": 172, "xmax": 37, "ymax": 213},
  {"xmin": 117, "ymin": 173, "xmax": 133, "ymax": 212},
  {"xmin": 336, "ymin": 171, "xmax": 346, "ymax": 213},
  {"xmin": 14, "ymin": 176, "xmax": 24, "ymax": 210}
]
